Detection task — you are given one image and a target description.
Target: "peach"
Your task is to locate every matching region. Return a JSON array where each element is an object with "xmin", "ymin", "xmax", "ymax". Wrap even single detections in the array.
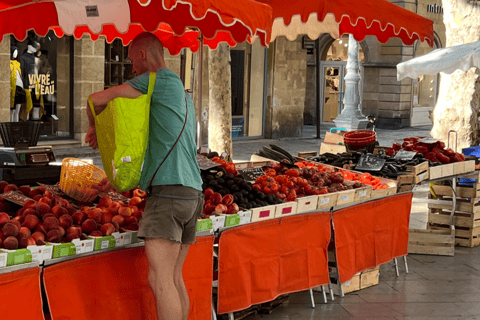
[
  {"xmin": 51, "ymin": 205, "xmax": 68, "ymax": 218},
  {"xmin": 34, "ymin": 223, "xmax": 47, "ymax": 235},
  {"xmin": 0, "ymin": 212, "xmax": 10, "ymax": 227},
  {"xmin": 57, "ymin": 226, "xmax": 65, "ymax": 238},
  {"xmin": 0, "ymin": 229, "xmax": 5, "ymax": 241},
  {"xmin": 23, "ymin": 215, "xmax": 40, "ymax": 230},
  {"xmin": 118, "ymin": 207, "xmax": 132, "ymax": 217},
  {"xmin": 31, "ymin": 232, "xmax": 45, "ymax": 243},
  {"xmin": 43, "ymin": 216, "xmax": 60, "ymax": 232},
  {"xmin": 112, "ymin": 215, "xmax": 125, "ymax": 227},
  {"xmin": 128, "ymin": 196, "xmax": 142, "ymax": 208},
  {"xmin": 35, "ymin": 202, "xmax": 52, "ymax": 217},
  {"xmin": 37, "ymin": 186, "xmax": 46, "ymax": 194},
  {"xmin": 12, "ymin": 216, "xmax": 24, "ymax": 225},
  {"xmin": 59, "ymin": 214, "xmax": 73, "ymax": 230},
  {"xmin": 101, "ymin": 213, "xmax": 113, "ymax": 224},
  {"xmin": 19, "ymin": 237, "xmax": 36, "ymax": 248},
  {"xmin": 65, "ymin": 233, "xmax": 80, "ymax": 243},
  {"xmin": 72, "ymin": 212, "xmax": 86, "ymax": 225},
  {"xmin": 18, "ymin": 227, "xmax": 31, "ymax": 239},
  {"xmin": 32, "ymin": 195, "xmax": 42, "ymax": 201},
  {"xmin": 138, "ymin": 199, "xmax": 146, "ymax": 209},
  {"xmin": 66, "ymin": 226, "xmax": 82, "ymax": 237},
  {"xmin": 81, "ymin": 206, "xmax": 91, "ymax": 213},
  {"xmin": 65, "ymin": 203, "xmax": 75, "ymax": 216},
  {"xmin": 87, "ymin": 208, "xmax": 102, "ymax": 224},
  {"xmin": 89, "ymin": 230, "xmax": 103, "ymax": 237},
  {"xmin": 80, "ymin": 233, "xmax": 88, "ymax": 240},
  {"xmin": 3, "ymin": 236, "xmax": 18, "ymax": 250},
  {"xmin": 10, "ymin": 219, "xmax": 21, "ymax": 230},
  {"xmin": 133, "ymin": 189, "xmax": 147, "ymax": 198},
  {"xmin": 46, "ymin": 229, "xmax": 62, "ymax": 243},
  {"xmin": 3, "ymin": 222, "xmax": 18, "ymax": 237},
  {"xmin": 0, "ymin": 202, "xmax": 6, "ymax": 213},
  {"xmin": 36, "ymin": 239, "xmax": 46, "ymax": 246},
  {"xmin": 43, "ymin": 190, "xmax": 54, "ymax": 199},
  {"xmin": 18, "ymin": 185, "xmax": 31, "ymax": 197},
  {"xmin": 81, "ymin": 219, "xmax": 97, "ymax": 234},
  {"xmin": 0, "ymin": 181, "xmax": 8, "ymax": 193},
  {"xmin": 28, "ymin": 188, "xmax": 43, "ymax": 198},
  {"xmin": 23, "ymin": 199, "xmax": 36, "ymax": 209},
  {"xmin": 99, "ymin": 196, "xmax": 113, "ymax": 208},
  {"xmin": 23, "ymin": 208, "xmax": 37, "ymax": 218},
  {"xmin": 42, "ymin": 213, "xmax": 55, "ymax": 221},
  {"xmin": 126, "ymin": 222, "xmax": 139, "ymax": 231},
  {"xmin": 4, "ymin": 184, "xmax": 18, "ymax": 193},
  {"xmin": 121, "ymin": 191, "xmax": 131, "ymax": 198},
  {"xmin": 38, "ymin": 197, "xmax": 51, "ymax": 205},
  {"xmin": 100, "ymin": 223, "xmax": 115, "ymax": 236},
  {"xmin": 124, "ymin": 216, "xmax": 138, "ymax": 225},
  {"xmin": 106, "ymin": 202, "xmax": 121, "ymax": 215},
  {"xmin": 111, "ymin": 221, "xmax": 120, "ymax": 231},
  {"xmin": 16, "ymin": 208, "xmax": 25, "ymax": 217}
]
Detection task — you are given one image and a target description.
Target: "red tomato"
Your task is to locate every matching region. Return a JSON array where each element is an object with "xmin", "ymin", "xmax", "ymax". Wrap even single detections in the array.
[
  {"xmin": 285, "ymin": 168, "xmax": 300, "ymax": 177},
  {"xmin": 265, "ymin": 168, "xmax": 277, "ymax": 177}
]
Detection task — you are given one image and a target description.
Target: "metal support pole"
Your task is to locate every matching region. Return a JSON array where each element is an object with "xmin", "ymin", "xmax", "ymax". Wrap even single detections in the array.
[
  {"xmin": 394, "ymin": 258, "xmax": 399, "ymax": 277},
  {"xmin": 321, "ymin": 285, "xmax": 327, "ymax": 303},
  {"xmin": 450, "ymin": 176, "xmax": 457, "ymax": 226},
  {"xmin": 197, "ymin": 33, "xmax": 204, "ymax": 148},
  {"xmin": 212, "ymin": 301, "xmax": 217, "ymax": 320},
  {"xmin": 309, "ymin": 288, "xmax": 316, "ymax": 308},
  {"xmin": 328, "ymin": 284, "xmax": 335, "ymax": 301},
  {"xmin": 228, "ymin": 312, "xmax": 234, "ymax": 320},
  {"xmin": 315, "ymin": 38, "xmax": 321, "ymax": 139},
  {"xmin": 403, "ymin": 255, "xmax": 409, "ymax": 274}
]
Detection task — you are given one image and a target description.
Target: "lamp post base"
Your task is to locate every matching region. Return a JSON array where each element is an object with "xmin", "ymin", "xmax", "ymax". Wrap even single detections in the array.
[{"xmin": 333, "ymin": 115, "xmax": 369, "ymax": 131}]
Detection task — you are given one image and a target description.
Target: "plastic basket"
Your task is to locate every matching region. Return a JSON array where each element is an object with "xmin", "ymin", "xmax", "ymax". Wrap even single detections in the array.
[
  {"xmin": 343, "ymin": 130, "xmax": 376, "ymax": 146},
  {"xmin": 59, "ymin": 158, "xmax": 107, "ymax": 203},
  {"xmin": 345, "ymin": 141, "xmax": 377, "ymax": 153},
  {"xmin": 0, "ymin": 122, "xmax": 41, "ymax": 147}
]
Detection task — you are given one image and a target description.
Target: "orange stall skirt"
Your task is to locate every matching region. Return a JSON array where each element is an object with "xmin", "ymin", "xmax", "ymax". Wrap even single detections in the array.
[
  {"xmin": 43, "ymin": 235, "xmax": 214, "ymax": 320},
  {"xmin": 332, "ymin": 193, "xmax": 413, "ymax": 283},
  {"xmin": 0, "ymin": 266, "xmax": 45, "ymax": 320},
  {"xmin": 217, "ymin": 212, "xmax": 331, "ymax": 315}
]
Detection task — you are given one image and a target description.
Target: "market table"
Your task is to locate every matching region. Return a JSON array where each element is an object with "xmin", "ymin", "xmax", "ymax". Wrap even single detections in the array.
[
  {"xmin": 0, "ymin": 262, "xmax": 44, "ymax": 320},
  {"xmin": 216, "ymin": 211, "xmax": 332, "ymax": 315},
  {"xmin": 43, "ymin": 235, "xmax": 214, "ymax": 320}
]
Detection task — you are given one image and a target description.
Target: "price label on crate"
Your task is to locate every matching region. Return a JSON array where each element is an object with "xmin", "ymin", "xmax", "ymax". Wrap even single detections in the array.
[
  {"xmin": 238, "ymin": 167, "xmax": 265, "ymax": 182},
  {"xmin": 101, "ymin": 240, "xmax": 109, "ymax": 250},
  {"xmin": 394, "ymin": 150, "xmax": 417, "ymax": 160},
  {"xmin": 320, "ymin": 197, "xmax": 331, "ymax": 205}
]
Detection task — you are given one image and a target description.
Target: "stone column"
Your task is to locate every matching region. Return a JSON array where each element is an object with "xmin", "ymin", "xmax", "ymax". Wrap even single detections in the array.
[
  {"xmin": 208, "ymin": 43, "xmax": 232, "ymax": 156},
  {"xmin": 0, "ymin": 35, "xmax": 10, "ymax": 122},
  {"xmin": 333, "ymin": 34, "xmax": 369, "ymax": 131},
  {"xmin": 56, "ymin": 37, "xmax": 71, "ymax": 134},
  {"xmin": 73, "ymin": 36, "xmax": 105, "ymax": 144}
]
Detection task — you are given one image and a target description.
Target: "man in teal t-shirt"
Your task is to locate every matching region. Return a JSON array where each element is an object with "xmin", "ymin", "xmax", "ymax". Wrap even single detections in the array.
[{"xmin": 85, "ymin": 32, "xmax": 203, "ymax": 320}]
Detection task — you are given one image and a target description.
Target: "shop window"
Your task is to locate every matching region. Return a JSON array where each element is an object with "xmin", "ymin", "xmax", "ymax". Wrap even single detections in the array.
[
  {"xmin": 326, "ymin": 36, "xmax": 364, "ymax": 62},
  {"xmin": 413, "ymin": 41, "xmax": 439, "ymax": 108},
  {"xmin": 104, "ymin": 40, "xmax": 135, "ymax": 89},
  {"xmin": 10, "ymin": 31, "xmax": 69, "ymax": 139}
]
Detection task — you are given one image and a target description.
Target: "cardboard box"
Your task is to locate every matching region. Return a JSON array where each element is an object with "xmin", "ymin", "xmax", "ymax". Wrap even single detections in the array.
[
  {"xmin": 251, "ymin": 205, "xmax": 276, "ymax": 222},
  {"xmin": 89, "ymin": 235, "xmax": 116, "ymax": 251},
  {"xmin": 320, "ymin": 143, "xmax": 347, "ymax": 155},
  {"xmin": 28, "ymin": 244, "xmax": 53, "ymax": 264},
  {"xmin": 0, "ymin": 251, "xmax": 7, "ymax": 268},
  {"xmin": 0, "ymin": 248, "xmax": 32, "ymax": 267},
  {"xmin": 296, "ymin": 196, "xmax": 319, "ymax": 213},
  {"xmin": 274, "ymin": 202, "xmax": 298, "ymax": 218},
  {"xmin": 317, "ymin": 193, "xmax": 338, "ymax": 210},
  {"xmin": 50, "ymin": 242, "xmax": 77, "ymax": 258},
  {"xmin": 238, "ymin": 210, "xmax": 252, "ymax": 225},
  {"xmin": 210, "ymin": 215, "xmax": 226, "ymax": 231},
  {"xmin": 323, "ymin": 131, "xmax": 345, "ymax": 145},
  {"xmin": 224, "ymin": 211, "xmax": 252, "ymax": 227}
]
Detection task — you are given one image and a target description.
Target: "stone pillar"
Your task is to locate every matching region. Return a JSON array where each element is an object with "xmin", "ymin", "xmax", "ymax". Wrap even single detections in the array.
[
  {"xmin": 333, "ymin": 35, "xmax": 369, "ymax": 131},
  {"xmin": 0, "ymin": 35, "xmax": 10, "ymax": 122},
  {"xmin": 56, "ymin": 37, "xmax": 71, "ymax": 134},
  {"xmin": 208, "ymin": 43, "xmax": 232, "ymax": 156},
  {"xmin": 266, "ymin": 37, "xmax": 306, "ymax": 139},
  {"xmin": 73, "ymin": 36, "xmax": 105, "ymax": 144},
  {"xmin": 192, "ymin": 46, "xmax": 209, "ymax": 147}
]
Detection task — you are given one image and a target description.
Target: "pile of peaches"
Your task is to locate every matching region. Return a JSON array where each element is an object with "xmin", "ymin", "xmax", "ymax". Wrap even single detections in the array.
[{"xmin": 0, "ymin": 181, "xmax": 146, "ymax": 250}]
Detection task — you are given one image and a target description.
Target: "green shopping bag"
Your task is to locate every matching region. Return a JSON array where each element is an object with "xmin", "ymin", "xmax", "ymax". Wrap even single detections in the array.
[{"xmin": 88, "ymin": 72, "xmax": 156, "ymax": 191}]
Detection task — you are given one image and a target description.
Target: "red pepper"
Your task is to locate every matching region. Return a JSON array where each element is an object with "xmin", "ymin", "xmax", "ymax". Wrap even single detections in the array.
[
  {"xmin": 414, "ymin": 146, "xmax": 429, "ymax": 155},
  {"xmin": 392, "ymin": 143, "xmax": 402, "ymax": 151},
  {"xmin": 444, "ymin": 148, "xmax": 455, "ymax": 157},
  {"xmin": 402, "ymin": 141, "xmax": 413, "ymax": 149},
  {"xmin": 436, "ymin": 152, "xmax": 450, "ymax": 164},
  {"xmin": 386, "ymin": 148, "xmax": 395, "ymax": 157}
]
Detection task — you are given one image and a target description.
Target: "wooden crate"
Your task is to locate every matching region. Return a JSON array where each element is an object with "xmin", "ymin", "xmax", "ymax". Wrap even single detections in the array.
[
  {"xmin": 427, "ymin": 161, "xmax": 475, "ymax": 180},
  {"xmin": 428, "ymin": 198, "xmax": 480, "ymax": 214},
  {"xmin": 405, "ymin": 161, "xmax": 429, "ymax": 183},
  {"xmin": 371, "ymin": 185, "xmax": 397, "ymax": 199},
  {"xmin": 274, "ymin": 202, "xmax": 298, "ymax": 218},
  {"xmin": 354, "ymin": 186, "xmax": 372, "ymax": 202},
  {"xmin": 317, "ymin": 193, "xmax": 338, "ymax": 210},
  {"xmin": 428, "ymin": 211, "xmax": 480, "ymax": 247},
  {"xmin": 296, "ymin": 195, "xmax": 318, "ymax": 213},
  {"xmin": 397, "ymin": 174, "xmax": 414, "ymax": 192},
  {"xmin": 360, "ymin": 266, "xmax": 380, "ymax": 290},
  {"xmin": 335, "ymin": 189, "xmax": 356, "ymax": 206},
  {"xmin": 250, "ymin": 205, "xmax": 276, "ymax": 222},
  {"xmin": 408, "ymin": 227, "xmax": 455, "ymax": 256},
  {"xmin": 431, "ymin": 183, "xmax": 480, "ymax": 199}
]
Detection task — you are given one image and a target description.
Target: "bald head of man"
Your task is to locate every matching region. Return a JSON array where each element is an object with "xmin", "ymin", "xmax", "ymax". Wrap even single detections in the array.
[{"xmin": 128, "ymin": 32, "xmax": 166, "ymax": 75}]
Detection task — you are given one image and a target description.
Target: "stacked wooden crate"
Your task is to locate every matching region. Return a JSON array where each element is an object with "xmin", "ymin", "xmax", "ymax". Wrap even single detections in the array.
[
  {"xmin": 397, "ymin": 161, "xmax": 429, "ymax": 192},
  {"xmin": 428, "ymin": 172, "xmax": 480, "ymax": 247}
]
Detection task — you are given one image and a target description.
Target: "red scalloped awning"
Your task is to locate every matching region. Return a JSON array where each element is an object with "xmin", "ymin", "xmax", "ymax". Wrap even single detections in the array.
[
  {"xmin": 0, "ymin": 0, "xmax": 272, "ymax": 50},
  {"xmin": 257, "ymin": 0, "xmax": 434, "ymax": 46}
]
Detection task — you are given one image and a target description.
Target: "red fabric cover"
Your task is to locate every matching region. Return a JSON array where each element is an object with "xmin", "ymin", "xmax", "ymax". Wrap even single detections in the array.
[
  {"xmin": 332, "ymin": 193, "xmax": 413, "ymax": 283},
  {"xmin": 0, "ymin": 0, "xmax": 272, "ymax": 47},
  {"xmin": 43, "ymin": 236, "xmax": 214, "ymax": 320},
  {"xmin": 217, "ymin": 212, "xmax": 331, "ymax": 315},
  {"xmin": 257, "ymin": 0, "xmax": 434, "ymax": 46},
  {"xmin": 0, "ymin": 267, "xmax": 44, "ymax": 320}
]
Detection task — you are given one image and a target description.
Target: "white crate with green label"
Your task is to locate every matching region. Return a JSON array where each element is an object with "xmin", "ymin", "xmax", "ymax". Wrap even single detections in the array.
[
  {"xmin": 210, "ymin": 215, "xmax": 226, "ymax": 231},
  {"xmin": 0, "ymin": 248, "xmax": 33, "ymax": 267},
  {"xmin": 197, "ymin": 218, "xmax": 213, "ymax": 231},
  {"xmin": 89, "ymin": 235, "xmax": 116, "ymax": 251},
  {"xmin": 27, "ymin": 243, "xmax": 53, "ymax": 264},
  {"xmin": 223, "ymin": 210, "xmax": 252, "ymax": 228},
  {"xmin": 49, "ymin": 238, "xmax": 94, "ymax": 258}
]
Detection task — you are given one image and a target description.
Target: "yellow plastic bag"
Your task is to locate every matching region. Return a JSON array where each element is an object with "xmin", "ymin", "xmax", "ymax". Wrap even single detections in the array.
[{"xmin": 88, "ymin": 72, "xmax": 156, "ymax": 191}]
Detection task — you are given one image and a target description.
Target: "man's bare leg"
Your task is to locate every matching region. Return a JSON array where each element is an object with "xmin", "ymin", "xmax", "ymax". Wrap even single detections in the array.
[
  {"xmin": 145, "ymin": 237, "xmax": 182, "ymax": 320},
  {"xmin": 174, "ymin": 244, "xmax": 190, "ymax": 320}
]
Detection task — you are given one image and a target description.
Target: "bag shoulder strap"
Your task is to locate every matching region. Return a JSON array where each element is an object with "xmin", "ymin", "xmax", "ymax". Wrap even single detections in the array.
[{"xmin": 147, "ymin": 93, "xmax": 189, "ymax": 194}]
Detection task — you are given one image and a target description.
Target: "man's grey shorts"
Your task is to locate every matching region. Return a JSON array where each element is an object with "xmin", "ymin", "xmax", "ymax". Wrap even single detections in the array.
[{"xmin": 138, "ymin": 185, "xmax": 204, "ymax": 244}]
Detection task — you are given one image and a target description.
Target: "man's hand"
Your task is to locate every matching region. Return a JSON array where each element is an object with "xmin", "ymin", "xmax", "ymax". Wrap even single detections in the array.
[
  {"xmin": 85, "ymin": 126, "xmax": 98, "ymax": 149},
  {"xmin": 92, "ymin": 176, "xmax": 113, "ymax": 194}
]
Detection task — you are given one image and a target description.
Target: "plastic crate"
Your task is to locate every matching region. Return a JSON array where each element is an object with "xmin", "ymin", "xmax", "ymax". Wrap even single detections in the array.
[
  {"xmin": 458, "ymin": 178, "xmax": 476, "ymax": 187},
  {"xmin": 0, "ymin": 122, "xmax": 41, "ymax": 147},
  {"xmin": 462, "ymin": 146, "xmax": 480, "ymax": 157}
]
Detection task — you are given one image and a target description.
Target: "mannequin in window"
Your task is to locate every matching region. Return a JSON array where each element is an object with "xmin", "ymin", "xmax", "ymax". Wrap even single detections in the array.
[
  {"xmin": 20, "ymin": 38, "xmax": 42, "ymax": 120},
  {"xmin": 10, "ymin": 45, "xmax": 25, "ymax": 122}
]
